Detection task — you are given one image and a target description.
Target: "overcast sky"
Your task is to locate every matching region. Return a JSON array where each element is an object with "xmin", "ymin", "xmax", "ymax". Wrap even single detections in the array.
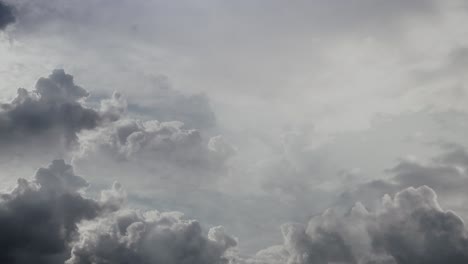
[{"xmin": 1, "ymin": 0, "xmax": 468, "ymax": 263}]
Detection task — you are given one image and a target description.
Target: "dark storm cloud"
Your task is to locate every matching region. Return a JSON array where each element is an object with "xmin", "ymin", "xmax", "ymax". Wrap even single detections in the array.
[
  {"xmin": 0, "ymin": 159, "xmax": 124, "ymax": 264},
  {"xmin": 0, "ymin": 159, "xmax": 236, "ymax": 264},
  {"xmin": 0, "ymin": 1, "xmax": 14, "ymax": 30},
  {"xmin": 250, "ymin": 186, "xmax": 468, "ymax": 264},
  {"xmin": 0, "ymin": 69, "xmax": 121, "ymax": 150}
]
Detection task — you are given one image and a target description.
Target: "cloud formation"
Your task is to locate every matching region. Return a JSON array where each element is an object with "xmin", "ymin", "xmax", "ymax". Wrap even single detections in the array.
[
  {"xmin": 74, "ymin": 119, "xmax": 234, "ymax": 190},
  {"xmin": 67, "ymin": 210, "xmax": 236, "ymax": 264},
  {"xmin": 339, "ymin": 143, "xmax": 468, "ymax": 217},
  {"xmin": 3, "ymin": 0, "xmax": 468, "ymax": 261},
  {"xmin": 0, "ymin": 69, "xmax": 122, "ymax": 153},
  {"xmin": 0, "ymin": 159, "xmax": 124, "ymax": 264},
  {"xmin": 0, "ymin": 1, "xmax": 14, "ymax": 30},
  {"xmin": 0, "ymin": 159, "xmax": 237, "ymax": 264},
  {"xmin": 250, "ymin": 186, "xmax": 468, "ymax": 264}
]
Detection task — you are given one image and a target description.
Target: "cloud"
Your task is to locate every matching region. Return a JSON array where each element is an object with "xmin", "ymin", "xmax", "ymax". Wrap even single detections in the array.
[
  {"xmin": 126, "ymin": 74, "xmax": 217, "ymax": 130},
  {"xmin": 67, "ymin": 210, "xmax": 236, "ymax": 264},
  {"xmin": 74, "ymin": 118, "xmax": 234, "ymax": 190},
  {"xmin": 7, "ymin": 0, "xmax": 437, "ymax": 38},
  {"xmin": 0, "ymin": 1, "xmax": 14, "ymax": 30},
  {"xmin": 339, "ymin": 143, "xmax": 468, "ymax": 217},
  {"xmin": 0, "ymin": 159, "xmax": 237, "ymax": 264},
  {"xmin": 99, "ymin": 92, "xmax": 127, "ymax": 123},
  {"xmin": 2, "ymin": 0, "xmax": 468, "ymax": 260},
  {"xmin": 0, "ymin": 159, "xmax": 124, "ymax": 264},
  {"xmin": 250, "ymin": 186, "xmax": 468, "ymax": 264},
  {"xmin": 0, "ymin": 69, "xmax": 122, "ymax": 152}
]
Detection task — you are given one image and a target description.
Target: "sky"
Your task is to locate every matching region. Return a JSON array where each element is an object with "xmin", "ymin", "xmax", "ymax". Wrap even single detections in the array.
[{"xmin": 1, "ymin": 0, "xmax": 468, "ymax": 263}]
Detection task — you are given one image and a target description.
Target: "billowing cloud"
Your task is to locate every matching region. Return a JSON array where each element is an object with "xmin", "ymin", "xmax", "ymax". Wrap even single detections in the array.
[
  {"xmin": 339, "ymin": 143, "xmax": 468, "ymax": 218},
  {"xmin": 0, "ymin": 69, "xmax": 122, "ymax": 153},
  {"xmin": 67, "ymin": 210, "xmax": 236, "ymax": 264},
  {"xmin": 74, "ymin": 118, "xmax": 234, "ymax": 190},
  {"xmin": 250, "ymin": 186, "xmax": 468, "ymax": 264},
  {"xmin": 0, "ymin": 1, "xmax": 14, "ymax": 30},
  {"xmin": 0, "ymin": 159, "xmax": 237, "ymax": 264},
  {"xmin": 0, "ymin": 159, "xmax": 124, "ymax": 264}
]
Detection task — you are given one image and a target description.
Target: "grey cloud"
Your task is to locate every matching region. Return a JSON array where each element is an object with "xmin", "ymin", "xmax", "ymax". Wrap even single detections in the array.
[
  {"xmin": 434, "ymin": 142, "xmax": 468, "ymax": 166},
  {"xmin": 86, "ymin": 75, "xmax": 216, "ymax": 130},
  {"xmin": 226, "ymin": 110, "xmax": 468, "ymax": 253},
  {"xmin": 255, "ymin": 111, "xmax": 468, "ymax": 210},
  {"xmin": 99, "ymin": 92, "xmax": 127, "ymax": 122},
  {"xmin": 0, "ymin": 1, "xmax": 14, "ymax": 30},
  {"xmin": 74, "ymin": 118, "xmax": 234, "ymax": 190},
  {"xmin": 251, "ymin": 186, "xmax": 468, "ymax": 264},
  {"xmin": 389, "ymin": 159, "xmax": 468, "ymax": 195},
  {"xmin": 0, "ymin": 159, "xmax": 124, "ymax": 264},
  {"xmin": 8, "ymin": 0, "xmax": 436, "ymax": 38},
  {"xmin": 409, "ymin": 46, "xmax": 468, "ymax": 111},
  {"xmin": 0, "ymin": 69, "xmax": 121, "ymax": 152},
  {"xmin": 67, "ymin": 210, "xmax": 236, "ymax": 264},
  {"xmin": 126, "ymin": 74, "xmax": 216, "ymax": 130},
  {"xmin": 1, "ymin": 0, "xmax": 441, "ymax": 109},
  {"xmin": 413, "ymin": 46, "xmax": 468, "ymax": 83},
  {"xmin": 220, "ymin": 0, "xmax": 437, "ymax": 39},
  {"xmin": 254, "ymin": 125, "xmax": 331, "ymax": 198},
  {"xmin": 0, "ymin": 159, "xmax": 237, "ymax": 264},
  {"xmin": 340, "ymin": 144, "xmax": 468, "ymax": 215}
]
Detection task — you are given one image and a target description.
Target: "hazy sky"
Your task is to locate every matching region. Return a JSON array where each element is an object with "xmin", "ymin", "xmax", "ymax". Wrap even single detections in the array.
[{"xmin": 1, "ymin": 1, "xmax": 468, "ymax": 263}]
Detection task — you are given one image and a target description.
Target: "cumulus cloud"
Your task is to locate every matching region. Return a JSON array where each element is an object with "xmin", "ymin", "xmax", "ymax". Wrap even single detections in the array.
[
  {"xmin": 67, "ymin": 210, "xmax": 236, "ymax": 264},
  {"xmin": 0, "ymin": 69, "xmax": 122, "ymax": 153},
  {"xmin": 0, "ymin": 159, "xmax": 237, "ymax": 264},
  {"xmin": 74, "ymin": 118, "xmax": 234, "ymax": 190},
  {"xmin": 0, "ymin": 159, "xmax": 124, "ymax": 264},
  {"xmin": 99, "ymin": 92, "xmax": 127, "ymax": 122},
  {"xmin": 339, "ymin": 143, "xmax": 468, "ymax": 217},
  {"xmin": 250, "ymin": 186, "xmax": 468, "ymax": 264},
  {"xmin": 0, "ymin": 1, "xmax": 14, "ymax": 30}
]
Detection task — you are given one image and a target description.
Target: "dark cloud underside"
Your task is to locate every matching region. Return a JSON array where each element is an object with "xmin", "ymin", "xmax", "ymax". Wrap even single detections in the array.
[{"xmin": 0, "ymin": 1, "xmax": 14, "ymax": 30}]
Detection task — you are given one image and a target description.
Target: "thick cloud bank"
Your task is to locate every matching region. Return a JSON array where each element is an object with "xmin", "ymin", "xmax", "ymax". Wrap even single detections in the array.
[
  {"xmin": 0, "ymin": 159, "xmax": 124, "ymax": 264},
  {"xmin": 0, "ymin": 159, "xmax": 236, "ymax": 264},
  {"xmin": 250, "ymin": 186, "xmax": 468, "ymax": 264},
  {"xmin": 0, "ymin": 1, "xmax": 14, "ymax": 30}
]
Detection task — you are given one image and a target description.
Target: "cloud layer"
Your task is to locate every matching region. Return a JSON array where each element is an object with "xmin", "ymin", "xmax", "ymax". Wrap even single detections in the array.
[{"xmin": 3, "ymin": 0, "xmax": 468, "ymax": 262}]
